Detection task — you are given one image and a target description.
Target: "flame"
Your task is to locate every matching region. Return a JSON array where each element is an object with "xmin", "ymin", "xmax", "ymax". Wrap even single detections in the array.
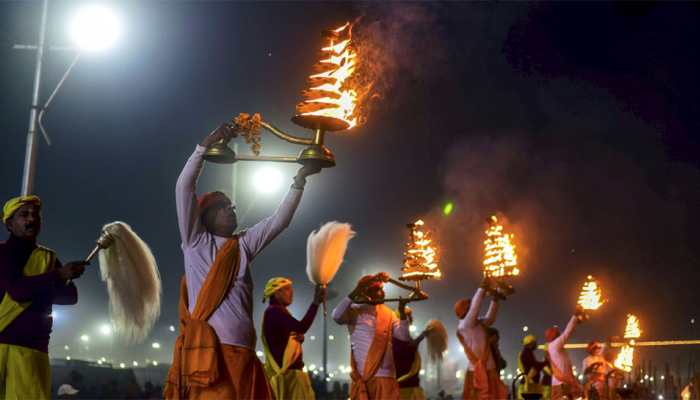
[
  {"xmin": 624, "ymin": 314, "xmax": 642, "ymax": 339},
  {"xmin": 400, "ymin": 219, "xmax": 442, "ymax": 281},
  {"xmin": 482, "ymin": 216, "xmax": 519, "ymax": 278},
  {"xmin": 577, "ymin": 275, "xmax": 604, "ymax": 310},
  {"xmin": 613, "ymin": 345, "xmax": 635, "ymax": 372},
  {"xmin": 297, "ymin": 22, "xmax": 360, "ymax": 129}
]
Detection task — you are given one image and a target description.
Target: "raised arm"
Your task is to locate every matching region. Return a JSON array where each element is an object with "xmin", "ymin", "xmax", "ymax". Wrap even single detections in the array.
[
  {"xmin": 241, "ymin": 163, "xmax": 321, "ymax": 259},
  {"xmin": 392, "ymin": 313, "xmax": 410, "ymax": 342},
  {"xmin": 332, "ymin": 297, "xmax": 355, "ymax": 325},
  {"xmin": 551, "ymin": 315, "xmax": 578, "ymax": 349},
  {"xmin": 459, "ymin": 287, "xmax": 486, "ymax": 330},
  {"xmin": 176, "ymin": 125, "xmax": 234, "ymax": 246},
  {"xmin": 482, "ymin": 298, "xmax": 500, "ymax": 326},
  {"xmin": 175, "ymin": 145, "xmax": 206, "ymax": 246}
]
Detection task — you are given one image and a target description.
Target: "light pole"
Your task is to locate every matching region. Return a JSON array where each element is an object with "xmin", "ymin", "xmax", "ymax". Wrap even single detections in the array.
[{"xmin": 14, "ymin": 1, "xmax": 120, "ymax": 195}]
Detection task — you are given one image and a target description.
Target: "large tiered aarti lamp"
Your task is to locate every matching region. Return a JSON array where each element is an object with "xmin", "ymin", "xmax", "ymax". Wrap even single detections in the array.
[
  {"xmin": 576, "ymin": 275, "xmax": 605, "ymax": 321},
  {"xmin": 353, "ymin": 219, "xmax": 442, "ymax": 304},
  {"xmin": 205, "ymin": 22, "xmax": 360, "ymax": 168},
  {"xmin": 482, "ymin": 215, "xmax": 518, "ymax": 299}
]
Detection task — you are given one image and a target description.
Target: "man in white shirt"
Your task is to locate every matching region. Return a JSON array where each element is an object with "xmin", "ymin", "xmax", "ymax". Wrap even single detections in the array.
[
  {"xmin": 332, "ymin": 273, "xmax": 410, "ymax": 400},
  {"xmin": 455, "ymin": 277, "xmax": 507, "ymax": 400},
  {"xmin": 546, "ymin": 307, "xmax": 586, "ymax": 400}
]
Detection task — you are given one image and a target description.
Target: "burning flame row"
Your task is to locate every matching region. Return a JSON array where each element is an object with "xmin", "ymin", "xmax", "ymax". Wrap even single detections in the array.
[
  {"xmin": 577, "ymin": 275, "xmax": 604, "ymax": 310},
  {"xmin": 297, "ymin": 22, "xmax": 359, "ymax": 129},
  {"xmin": 483, "ymin": 216, "xmax": 519, "ymax": 278},
  {"xmin": 401, "ymin": 220, "xmax": 442, "ymax": 281},
  {"xmin": 614, "ymin": 314, "xmax": 642, "ymax": 372}
]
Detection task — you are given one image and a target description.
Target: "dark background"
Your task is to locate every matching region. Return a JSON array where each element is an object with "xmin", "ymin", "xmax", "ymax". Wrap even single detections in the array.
[{"xmin": 1, "ymin": 1, "xmax": 698, "ymax": 383}]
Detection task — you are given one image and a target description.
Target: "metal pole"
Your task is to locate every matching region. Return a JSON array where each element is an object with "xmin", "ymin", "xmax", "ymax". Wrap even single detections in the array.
[
  {"xmin": 323, "ymin": 311, "xmax": 328, "ymax": 386},
  {"xmin": 21, "ymin": 0, "xmax": 49, "ymax": 195}
]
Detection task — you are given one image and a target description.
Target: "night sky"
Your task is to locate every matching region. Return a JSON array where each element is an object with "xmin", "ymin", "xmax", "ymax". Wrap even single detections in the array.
[{"xmin": 1, "ymin": 1, "xmax": 698, "ymax": 386}]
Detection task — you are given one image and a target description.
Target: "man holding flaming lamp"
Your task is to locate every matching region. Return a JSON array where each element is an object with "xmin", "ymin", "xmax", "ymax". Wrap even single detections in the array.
[
  {"xmin": 164, "ymin": 125, "xmax": 321, "ymax": 399},
  {"xmin": 546, "ymin": 276, "xmax": 604, "ymax": 400},
  {"xmin": 332, "ymin": 273, "xmax": 411, "ymax": 400},
  {"xmin": 455, "ymin": 277, "xmax": 507, "ymax": 400}
]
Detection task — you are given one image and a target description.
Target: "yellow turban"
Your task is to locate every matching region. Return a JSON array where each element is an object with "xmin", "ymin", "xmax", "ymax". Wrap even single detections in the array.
[
  {"xmin": 2, "ymin": 195, "xmax": 41, "ymax": 224},
  {"xmin": 263, "ymin": 277, "xmax": 292, "ymax": 302},
  {"xmin": 522, "ymin": 334, "xmax": 537, "ymax": 346}
]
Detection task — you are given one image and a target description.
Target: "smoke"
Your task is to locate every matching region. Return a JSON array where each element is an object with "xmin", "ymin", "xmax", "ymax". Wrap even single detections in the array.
[{"xmin": 351, "ymin": 3, "xmax": 449, "ymax": 121}]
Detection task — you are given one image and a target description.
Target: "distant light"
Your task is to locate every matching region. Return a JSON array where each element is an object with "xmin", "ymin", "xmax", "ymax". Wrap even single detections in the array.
[
  {"xmin": 133, "ymin": 361, "xmax": 138, "ymax": 367},
  {"xmin": 658, "ymin": 396, "xmax": 664, "ymax": 400},
  {"xmin": 328, "ymin": 335, "xmax": 335, "ymax": 341},
  {"xmin": 661, "ymin": 375, "xmax": 665, "ymax": 380},
  {"xmin": 309, "ymin": 364, "xmax": 317, "ymax": 371},
  {"xmin": 64, "ymin": 345, "xmax": 70, "ymax": 351},
  {"xmin": 69, "ymin": 5, "xmax": 121, "ymax": 52},
  {"xmin": 101, "ymin": 357, "xmax": 106, "ymax": 362},
  {"xmin": 97, "ymin": 360, "xmax": 103, "ymax": 365},
  {"xmin": 650, "ymin": 377, "xmax": 654, "ymax": 382},
  {"xmin": 253, "ymin": 168, "xmax": 283, "ymax": 194},
  {"xmin": 80, "ymin": 334, "xmax": 90, "ymax": 342},
  {"xmin": 319, "ymin": 367, "xmax": 324, "ymax": 372},
  {"xmin": 329, "ymin": 373, "xmax": 335, "ymax": 378},
  {"xmin": 507, "ymin": 374, "xmax": 513, "ymax": 380},
  {"xmin": 325, "ymin": 377, "xmax": 331, "ymax": 382},
  {"xmin": 523, "ymin": 326, "xmax": 529, "ymax": 332},
  {"xmin": 443, "ymin": 350, "xmax": 449, "ymax": 356},
  {"xmin": 152, "ymin": 342, "xmax": 161, "ymax": 349},
  {"xmin": 169, "ymin": 325, "xmax": 176, "ymax": 332},
  {"xmin": 66, "ymin": 356, "xmax": 71, "ymax": 360},
  {"xmin": 692, "ymin": 318, "xmax": 696, "ymax": 325},
  {"xmin": 153, "ymin": 361, "xmax": 158, "ymax": 366},
  {"xmin": 99, "ymin": 324, "xmax": 112, "ymax": 336},
  {"xmin": 578, "ymin": 374, "xmax": 584, "ymax": 380},
  {"xmin": 256, "ymin": 350, "xmax": 264, "ymax": 358},
  {"xmin": 409, "ymin": 325, "xmax": 417, "ymax": 333},
  {"xmin": 419, "ymin": 369, "xmax": 425, "ymax": 376},
  {"xmin": 310, "ymin": 335, "xmax": 316, "ymax": 341},
  {"xmin": 120, "ymin": 363, "xmax": 126, "ymax": 369},
  {"xmin": 456, "ymin": 370, "xmax": 463, "ymax": 379},
  {"xmin": 442, "ymin": 201, "xmax": 454, "ymax": 216}
]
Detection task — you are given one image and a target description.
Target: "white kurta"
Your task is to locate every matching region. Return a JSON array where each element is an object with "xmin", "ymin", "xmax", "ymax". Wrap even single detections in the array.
[
  {"xmin": 332, "ymin": 297, "xmax": 410, "ymax": 378},
  {"xmin": 175, "ymin": 145, "xmax": 303, "ymax": 349}
]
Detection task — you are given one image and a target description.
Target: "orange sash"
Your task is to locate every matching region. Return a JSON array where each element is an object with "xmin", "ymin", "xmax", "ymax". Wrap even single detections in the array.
[
  {"xmin": 458, "ymin": 329, "xmax": 508, "ymax": 400},
  {"xmin": 350, "ymin": 304, "xmax": 394, "ymax": 400},
  {"xmin": 164, "ymin": 237, "xmax": 240, "ymax": 399}
]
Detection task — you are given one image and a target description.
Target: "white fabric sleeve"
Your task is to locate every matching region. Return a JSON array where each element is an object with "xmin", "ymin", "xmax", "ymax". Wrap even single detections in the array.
[{"xmin": 175, "ymin": 145, "xmax": 206, "ymax": 246}]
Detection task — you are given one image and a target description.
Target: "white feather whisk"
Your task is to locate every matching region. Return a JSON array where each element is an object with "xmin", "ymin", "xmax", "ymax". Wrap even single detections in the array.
[
  {"xmin": 306, "ymin": 221, "xmax": 355, "ymax": 294},
  {"xmin": 425, "ymin": 319, "xmax": 448, "ymax": 363},
  {"xmin": 96, "ymin": 222, "xmax": 161, "ymax": 344}
]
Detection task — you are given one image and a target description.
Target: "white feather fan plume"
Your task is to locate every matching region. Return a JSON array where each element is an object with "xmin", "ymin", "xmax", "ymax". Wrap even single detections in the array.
[
  {"xmin": 425, "ymin": 319, "xmax": 448, "ymax": 363},
  {"xmin": 98, "ymin": 222, "xmax": 161, "ymax": 344},
  {"xmin": 306, "ymin": 221, "xmax": 355, "ymax": 286}
]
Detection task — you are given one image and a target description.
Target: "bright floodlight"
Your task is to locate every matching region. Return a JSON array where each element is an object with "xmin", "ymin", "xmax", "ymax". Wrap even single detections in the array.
[
  {"xmin": 70, "ymin": 5, "xmax": 120, "ymax": 51},
  {"xmin": 99, "ymin": 323, "xmax": 112, "ymax": 336},
  {"xmin": 253, "ymin": 168, "xmax": 283, "ymax": 194}
]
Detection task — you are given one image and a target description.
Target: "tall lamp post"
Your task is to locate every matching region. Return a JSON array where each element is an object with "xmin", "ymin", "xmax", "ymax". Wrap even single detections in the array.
[{"xmin": 14, "ymin": 1, "xmax": 120, "ymax": 195}]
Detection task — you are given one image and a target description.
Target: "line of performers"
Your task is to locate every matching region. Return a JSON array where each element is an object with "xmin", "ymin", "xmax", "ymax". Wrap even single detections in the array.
[
  {"xmin": 160, "ymin": 125, "xmax": 615, "ymax": 400},
  {"xmin": 0, "ymin": 123, "xmax": 615, "ymax": 399}
]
